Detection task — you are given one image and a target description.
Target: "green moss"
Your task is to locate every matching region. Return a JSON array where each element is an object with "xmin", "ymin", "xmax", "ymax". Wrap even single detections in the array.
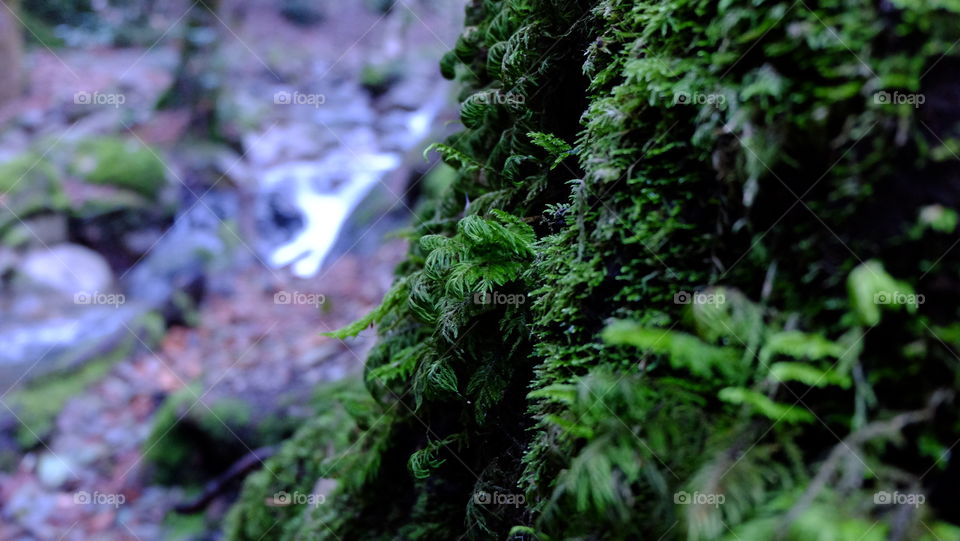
[
  {"xmin": 421, "ymin": 163, "xmax": 457, "ymax": 200},
  {"xmin": 70, "ymin": 137, "xmax": 168, "ymax": 198},
  {"xmin": 360, "ymin": 61, "xmax": 404, "ymax": 97},
  {"xmin": 227, "ymin": 0, "xmax": 960, "ymax": 539},
  {"xmin": 142, "ymin": 384, "xmax": 263, "ymax": 486},
  {"xmin": 224, "ymin": 377, "xmax": 381, "ymax": 540},
  {"xmin": 5, "ymin": 341, "xmax": 131, "ymax": 448},
  {"xmin": 0, "ymin": 154, "xmax": 67, "ymax": 236},
  {"xmin": 163, "ymin": 513, "xmax": 207, "ymax": 541},
  {"xmin": 143, "ymin": 385, "xmax": 200, "ymax": 486}
]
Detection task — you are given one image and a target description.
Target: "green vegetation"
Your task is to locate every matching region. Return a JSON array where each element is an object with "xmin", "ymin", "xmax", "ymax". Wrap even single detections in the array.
[
  {"xmin": 227, "ymin": 0, "xmax": 960, "ymax": 539},
  {"xmin": 5, "ymin": 340, "xmax": 132, "ymax": 448},
  {"xmin": 0, "ymin": 153, "xmax": 68, "ymax": 237},
  {"xmin": 223, "ymin": 378, "xmax": 381, "ymax": 539},
  {"xmin": 71, "ymin": 137, "xmax": 169, "ymax": 199}
]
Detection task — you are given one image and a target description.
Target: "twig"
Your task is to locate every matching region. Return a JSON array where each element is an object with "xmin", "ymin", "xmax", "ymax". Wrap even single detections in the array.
[
  {"xmin": 777, "ymin": 390, "xmax": 952, "ymax": 536},
  {"xmin": 174, "ymin": 445, "xmax": 278, "ymax": 514}
]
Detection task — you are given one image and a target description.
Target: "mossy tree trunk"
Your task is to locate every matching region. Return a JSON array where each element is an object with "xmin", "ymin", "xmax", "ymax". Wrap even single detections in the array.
[{"xmin": 226, "ymin": 1, "xmax": 960, "ymax": 540}]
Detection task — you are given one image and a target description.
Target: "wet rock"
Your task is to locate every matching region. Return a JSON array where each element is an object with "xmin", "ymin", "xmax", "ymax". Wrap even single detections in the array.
[
  {"xmin": 36, "ymin": 453, "xmax": 77, "ymax": 489},
  {"xmin": 0, "ymin": 305, "xmax": 151, "ymax": 396},
  {"xmin": 0, "ymin": 245, "xmax": 17, "ymax": 276},
  {"xmin": 124, "ymin": 191, "xmax": 239, "ymax": 308},
  {"xmin": 19, "ymin": 244, "xmax": 114, "ymax": 297},
  {"xmin": 2, "ymin": 214, "xmax": 69, "ymax": 247}
]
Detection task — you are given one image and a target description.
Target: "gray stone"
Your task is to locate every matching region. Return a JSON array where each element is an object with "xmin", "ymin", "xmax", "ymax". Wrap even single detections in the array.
[
  {"xmin": 19, "ymin": 244, "xmax": 114, "ymax": 297},
  {"xmin": 36, "ymin": 452, "xmax": 77, "ymax": 488}
]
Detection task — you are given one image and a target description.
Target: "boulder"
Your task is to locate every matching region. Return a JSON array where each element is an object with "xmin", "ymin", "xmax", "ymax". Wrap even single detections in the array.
[{"xmin": 19, "ymin": 243, "xmax": 114, "ymax": 297}]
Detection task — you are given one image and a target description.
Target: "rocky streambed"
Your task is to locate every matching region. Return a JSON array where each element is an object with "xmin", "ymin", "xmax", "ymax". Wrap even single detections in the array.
[{"xmin": 0, "ymin": 1, "xmax": 463, "ymax": 538}]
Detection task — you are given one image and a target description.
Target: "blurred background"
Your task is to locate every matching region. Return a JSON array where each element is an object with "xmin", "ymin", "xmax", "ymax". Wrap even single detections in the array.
[{"xmin": 0, "ymin": 0, "xmax": 464, "ymax": 538}]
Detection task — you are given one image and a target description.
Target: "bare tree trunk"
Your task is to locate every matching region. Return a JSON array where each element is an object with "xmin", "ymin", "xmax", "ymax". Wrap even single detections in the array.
[
  {"xmin": 0, "ymin": 0, "xmax": 23, "ymax": 108},
  {"xmin": 0, "ymin": 0, "xmax": 22, "ymax": 109}
]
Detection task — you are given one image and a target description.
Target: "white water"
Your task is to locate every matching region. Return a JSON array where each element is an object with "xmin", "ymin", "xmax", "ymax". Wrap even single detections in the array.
[
  {"xmin": 263, "ymin": 152, "xmax": 401, "ymax": 277},
  {"xmin": 258, "ymin": 88, "xmax": 447, "ymax": 277}
]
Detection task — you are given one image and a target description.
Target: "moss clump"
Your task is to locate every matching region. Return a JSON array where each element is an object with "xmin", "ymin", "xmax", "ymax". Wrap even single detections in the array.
[
  {"xmin": 360, "ymin": 62, "xmax": 404, "ymax": 98},
  {"xmin": 4, "ymin": 340, "xmax": 131, "ymax": 449},
  {"xmin": 228, "ymin": 0, "xmax": 960, "ymax": 539},
  {"xmin": 70, "ymin": 137, "xmax": 168, "ymax": 199},
  {"xmin": 144, "ymin": 385, "xmax": 267, "ymax": 486},
  {"xmin": 0, "ymin": 154, "xmax": 68, "ymax": 235},
  {"xmin": 223, "ymin": 377, "xmax": 381, "ymax": 540}
]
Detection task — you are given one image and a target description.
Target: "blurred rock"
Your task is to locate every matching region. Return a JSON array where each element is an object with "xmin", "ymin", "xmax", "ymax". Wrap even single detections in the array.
[
  {"xmin": 0, "ymin": 154, "xmax": 68, "ymax": 242},
  {"xmin": 36, "ymin": 453, "xmax": 77, "ymax": 489},
  {"xmin": 19, "ymin": 244, "xmax": 114, "ymax": 297}
]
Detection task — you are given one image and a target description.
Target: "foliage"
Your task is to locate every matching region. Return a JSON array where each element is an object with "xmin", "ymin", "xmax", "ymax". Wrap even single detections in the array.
[{"xmin": 227, "ymin": 0, "xmax": 960, "ymax": 539}]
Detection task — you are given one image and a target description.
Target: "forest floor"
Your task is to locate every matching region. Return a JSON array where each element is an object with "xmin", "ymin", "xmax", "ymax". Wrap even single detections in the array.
[{"xmin": 0, "ymin": 1, "xmax": 460, "ymax": 539}]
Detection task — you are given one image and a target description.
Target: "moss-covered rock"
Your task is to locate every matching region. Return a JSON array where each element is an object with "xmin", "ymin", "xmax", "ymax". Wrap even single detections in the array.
[
  {"xmin": 360, "ymin": 61, "xmax": 404, "ymax": 98},
  {"xmin": 70, "ymin": 137, "xmax": 168, "ymax": 199},
  {"xmin": 0, "ymin": 154, "xmax": 68, "ymax": 237},
  {"xmin": 3, "ymin": 336, "xmax": 132, "ymax": 450}
]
